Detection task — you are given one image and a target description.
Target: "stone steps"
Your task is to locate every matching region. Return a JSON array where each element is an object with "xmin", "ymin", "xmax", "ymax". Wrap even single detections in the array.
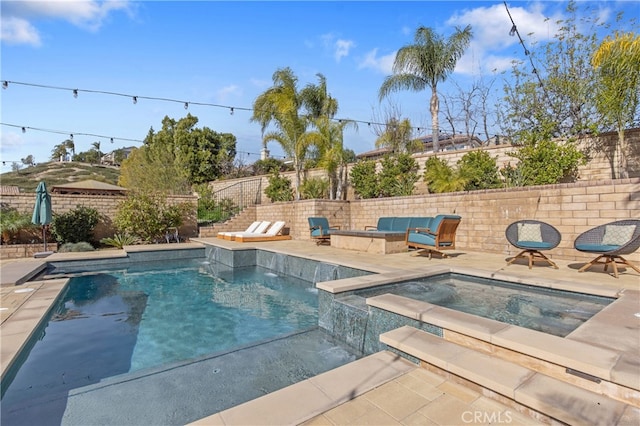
[{"xmin": 381, "ymin": 326, "xmax": 640, "ymax": 425}]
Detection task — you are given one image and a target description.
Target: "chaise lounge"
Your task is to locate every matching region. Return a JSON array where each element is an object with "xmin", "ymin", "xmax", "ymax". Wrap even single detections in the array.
[
  {"xmin": 405, "ymin": 214, "xmax": 462, "ymax": 258},
  {"xmin": 235, "ymin": 221, "xmax": 291, "ymax": 242},
  {"xmin": 217, "ymin": 221, "xmax": 270, "ymax": 240}
]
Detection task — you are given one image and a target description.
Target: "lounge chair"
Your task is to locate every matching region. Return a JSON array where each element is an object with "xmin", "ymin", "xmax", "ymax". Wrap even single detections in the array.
[
  {"xmin": 235, "ymin": 221, "xmax": 291, "ymax": 242},
  {"xmin": 574, "ymin": 219, "xmax": 640, "ymax": 278},
  {"xmin": 405, "ymin": 214, "xmax": 461, "ymax": 258},
  {"xmin": 218, "ymin": 221, "xmax": 270, "ymax": 241},
  {"xmin": 505, "ymin": 220, "xmax": 561, "ymax": 269},
  {"xmin": 308, "ymin": 217, "xmax": 340, "ymax": 245}
]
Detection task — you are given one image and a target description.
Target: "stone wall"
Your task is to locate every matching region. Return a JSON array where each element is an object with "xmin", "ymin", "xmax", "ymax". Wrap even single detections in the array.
[
  {"xmin": 0, "ymin": 193, "xmax": 198, "ymax": 245},
  {"xmin": 253, "ymin": 178, "xmax": 640, "ymax": 263},
  {"xmin": 0, "ymin": 243, "xmax": 59, "ymax": 259},
  {"xmin": 208, "ymin": 128, "xmax": 640, "ymax": 200}
]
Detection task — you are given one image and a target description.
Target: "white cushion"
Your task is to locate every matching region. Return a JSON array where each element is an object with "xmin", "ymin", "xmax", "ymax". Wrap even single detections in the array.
[
  {"xmin": 602, "ymin": 225, "xmax": 635, "ymax": 246},
  {"xmin": 517, "ymin": 223, "xmax": 542, "ymax": 242}
]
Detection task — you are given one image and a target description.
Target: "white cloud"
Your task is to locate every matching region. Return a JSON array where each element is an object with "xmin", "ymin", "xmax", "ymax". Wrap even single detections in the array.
[
  {"xmin": 0, "ymin": 17, "xmax": 41, "ymax": 46},
  {"xmin": 1, "ymin": 0, "xmax": 134, "ymax": 45},
  {"xmin": 0, "ymin": 131, "xmax": 25, "ymax": 156},
  {"xmin": 446, "ymin": 2, "xmax": 564, "ymax": 76},
  {"xmin": 334, "ymin": 39, "xmax": 355, "ymax": 62},
  {"xmin": 358, "ymin": 48, "xmax": 396, "ymax": 74},
  {"xmin": 216, "ymin": 85, "xmax": 240, "ymax": 102}
]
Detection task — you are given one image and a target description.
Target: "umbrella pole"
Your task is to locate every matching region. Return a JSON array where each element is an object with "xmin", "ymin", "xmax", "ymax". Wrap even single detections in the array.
[{"xmin": 42, "ymin": 226, "xmax": 48, "ymax": 252}]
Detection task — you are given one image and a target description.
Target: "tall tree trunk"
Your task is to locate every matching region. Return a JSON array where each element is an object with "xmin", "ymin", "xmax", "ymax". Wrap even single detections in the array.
[
  {"xmin": 616, "ymin": 128, "xmax": 629, "ymax": 179},
  {"xmin": 430, "ymin": 86, "xmax": 440, "ymax": 152}
]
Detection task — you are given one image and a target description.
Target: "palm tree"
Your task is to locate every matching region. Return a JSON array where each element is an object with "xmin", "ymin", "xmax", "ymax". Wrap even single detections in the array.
[
  {"xmin": 252, "ymin": 68, "xmax": 338, "ymax": 200},
  {"xmin": 375, "ymin": 117, "xmax": 422, "ymax": 154},
  {"xmin": 305, "ymin": 117, "xmax": 357, "ymax": 200},
  {"xmin": 379, "ymin": 25, "xmax": 472, "ymax": 152}
]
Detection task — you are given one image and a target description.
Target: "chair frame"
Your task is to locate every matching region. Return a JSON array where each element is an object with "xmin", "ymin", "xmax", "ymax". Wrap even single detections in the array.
[
  {"xmin": 505, "ymin": 220, "xmax": 561, "ymax": 269},
  {"xmin": 574, "ymin": 219, "xmax": 640, "ymax": 278},
  {"xmin": 405, "ymin": 216, "xmax": 461, "ymax": 259},
  {"xmin": 308, "ymin": 217, "xmax": 340, "ymax": 246}
]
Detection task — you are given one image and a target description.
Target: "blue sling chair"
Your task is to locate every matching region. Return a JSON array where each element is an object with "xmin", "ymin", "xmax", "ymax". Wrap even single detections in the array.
[{"xmin": 308, "ymin": 217, "xmax": 340, "ymax": 245}]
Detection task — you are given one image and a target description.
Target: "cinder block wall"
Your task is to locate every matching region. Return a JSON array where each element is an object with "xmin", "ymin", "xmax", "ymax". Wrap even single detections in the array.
[{"xmin": 254, "ymin": 178, "xmax": 640, "ymax": 263}]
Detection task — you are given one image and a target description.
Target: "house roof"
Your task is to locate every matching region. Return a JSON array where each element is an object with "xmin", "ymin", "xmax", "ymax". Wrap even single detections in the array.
[{"xmin": 50, "ymin": 180, "xmax": 128, "ymax": 195}]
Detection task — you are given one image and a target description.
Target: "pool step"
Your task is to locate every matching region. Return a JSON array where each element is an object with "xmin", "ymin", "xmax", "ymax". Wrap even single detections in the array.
[{"xmin": 381, "ymin": 326, "xmax": 640, "ymax": 426}]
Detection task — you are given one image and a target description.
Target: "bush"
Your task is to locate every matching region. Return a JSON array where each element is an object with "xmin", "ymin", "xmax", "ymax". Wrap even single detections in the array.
[
  {"xmin": 378, "ymin": 153, "xmax": 419, "ymax": 197},
  {"xmin": 114, "ymin": 192, "xmax": 191, "ymax": 243},
  {"xmin": 507, "ymin": 137, "xmax": 586, "ymax": 185},
  {"xmin": 457, "ymin": 150, "xmax": 502, "ymax": 190},
  {"xmin": 58, "ymin": 242, "xmax": 96, "ymax": 252},
  {"xmin": 350, "ymin": 160, "xmax": 379, "ymax": 199},
  {"xmin": 300, "ymin": 177, "xmax": 329, "ymax": 199},
  {"xmin": 50, "ymin": 205, "xmax": 100, "ymax": 245},
  {"xmin": 423, "ymin": 157, "xmax": 466, "ymax": 193},
  {"xmin": 264, "ymin": 171, "xmax": 294, "ymax": 202},
  {"xmin": 100, "ymin": 234, "xmax": 140, "ymax": 249},
  {"xmin": 0, "ymin": 204, "xmax": 39, "ymax": 244}
]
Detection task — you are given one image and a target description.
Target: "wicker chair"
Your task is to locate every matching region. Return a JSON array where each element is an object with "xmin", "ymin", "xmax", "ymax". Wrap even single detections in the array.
[
  {"xmin": 574, "ymin": 219, "xmax": 640, "ymax": 278},
  {"xmin": 505, "ymin": 220, "xmax": 561, "ymax": 269}
]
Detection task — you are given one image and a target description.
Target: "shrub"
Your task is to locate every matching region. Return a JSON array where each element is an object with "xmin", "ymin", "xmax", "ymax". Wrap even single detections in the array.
[
  {"xmin": 50, "ymin": 205, "xmax": 100, "ymax": 245},
  {"xmin": 423, "ymin": 157, "xmax": 466, "ymax": 193},
  {"xmin": 58, "ymin": 242, "xmax": 96, "ymax": 252},
  {"xmin": 507, "ymin": 137, "xmax": 586, "ymax": 185},
  {"xmin": 114, "ymin": 192, "xmax": 191, "ymax": 243},
  {"xmin": 378, "ymin": 153, "xmax": 419, "ymax": 197},
  {"xmin": 300, "ymin": 177, "xmax": 329, "ymax": 199},
  {"xmin": 349, "ymin": 160, "xmax": 379, "ymax": 199},
  {"xmin": 264, "ymin": 171, "xmax": 294, "ymax": 202},
  {"xmin": 0, "ymin": 204, "xmax": 39, "ymax": 244},
  {"xmin": 457, "ymin": 150, "xmax": 502, "ymax": 190},
  {"xmin": 100, "ymin": 234, "xmax": 140, "ymax": 249}
]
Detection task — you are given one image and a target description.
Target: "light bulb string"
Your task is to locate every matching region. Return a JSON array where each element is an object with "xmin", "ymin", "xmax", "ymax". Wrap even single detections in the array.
[
  {"xmin": 0, "ymin": 122, "xmax": 275, "ymax": 159},
  {"xmin": 1, "ymin": 79, "xmax": 435, "ymax": 132}
]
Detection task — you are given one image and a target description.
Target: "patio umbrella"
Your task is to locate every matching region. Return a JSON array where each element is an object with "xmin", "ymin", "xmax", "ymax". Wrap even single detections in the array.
[{"xmin": 32, "ymin": 181, "xmax": 52, "ymax": 251}]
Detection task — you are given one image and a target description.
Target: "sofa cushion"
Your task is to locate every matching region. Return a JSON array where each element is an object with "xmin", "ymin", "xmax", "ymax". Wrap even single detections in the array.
[
  {"xmin": 575, "ymin": 243, "xmax": 621, "ymax": 253},
  {"xmin": 376, "ymin": 217, "xmax": 395, "ymax": 231},
  {"xmin": 409, "ymin": 217, "xmax": 432, "ymax": 230},
  {"xmin": 391, "ymin": 217, "xmax": 412, "ymax": 232}
]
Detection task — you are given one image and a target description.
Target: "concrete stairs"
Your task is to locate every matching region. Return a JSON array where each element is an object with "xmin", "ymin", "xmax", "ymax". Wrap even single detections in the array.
[
  {"xmin": 198, "ymin": 206, "xmax": 257, "ymax": 238},
  {"xmin": 381, "ymin": 326, "xmax": 640, "ymax": 425}
]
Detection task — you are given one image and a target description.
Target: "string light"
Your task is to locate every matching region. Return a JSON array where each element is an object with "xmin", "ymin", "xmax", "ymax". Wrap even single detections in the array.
[
  {"xmin": 70, "ymin": 134, "xmax": 74, "ymax": 140},
  {"xmin": 1, "ymin": 80, "xmax": 433, "ymax": 132},
  {"xmin": 21, "ymin": 127, "xmax": 26, "ymax": 133},
  {"xmin": 0, "ymin": 122, "xmax": 283, "ymax": 159}
]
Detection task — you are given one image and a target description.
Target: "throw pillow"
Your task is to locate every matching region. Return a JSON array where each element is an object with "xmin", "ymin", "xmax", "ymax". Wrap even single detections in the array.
[
  {"xmin": 601, "ymin": 225, "xmax": 635, "ymax": 246},
  {"xmin": 517, "ymin": 223, "xmax": 542, "ymax": 242}
]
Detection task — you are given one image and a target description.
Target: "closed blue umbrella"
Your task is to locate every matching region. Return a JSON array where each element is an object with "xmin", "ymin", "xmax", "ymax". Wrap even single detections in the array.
[{"xmin": 32, "ymin": 181, "xmax": 52, "ymax": 251}]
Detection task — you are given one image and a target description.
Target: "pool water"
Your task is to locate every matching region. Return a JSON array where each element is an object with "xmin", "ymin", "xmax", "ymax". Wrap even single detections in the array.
[
  {"xmin": 355, "ymin": 273, "xmax": 614, "ymax": 337},
  {"xmin": 2, "ymin": 258, "xmax": 354, "ymax": 425}
]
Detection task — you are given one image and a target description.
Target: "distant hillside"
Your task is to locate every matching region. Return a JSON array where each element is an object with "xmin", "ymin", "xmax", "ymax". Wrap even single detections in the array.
[{"xmin": 1, "ymin": 162, "xmax": 121, "ymax": 193}]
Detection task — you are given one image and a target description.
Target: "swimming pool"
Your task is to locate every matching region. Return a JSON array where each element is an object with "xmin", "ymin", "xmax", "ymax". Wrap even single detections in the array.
[
  {"xmin": 1, "ymin": 257, "xmax": 363, "ymax": 425},
  {"xmin": 354, "ymin": 273, "xmax": 614, "ymax": 337}
]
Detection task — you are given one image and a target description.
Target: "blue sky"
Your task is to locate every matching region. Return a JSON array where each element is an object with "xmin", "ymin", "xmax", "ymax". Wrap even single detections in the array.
[{"xmin": 1, "ymin": 0, "xmax": 638, "ymax": 173}]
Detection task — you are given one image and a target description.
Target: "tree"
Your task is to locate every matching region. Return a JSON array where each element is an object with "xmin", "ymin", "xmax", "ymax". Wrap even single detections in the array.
[
  {"xmin": 379, "ymin": 25, "xmax": 472, "ymax": 152},
  {"xmin": 252, "ymin": 68, "xmax": 336, "ymax": 200},
  {"xmin": 457, "ymin": 150, "xmax": 501, "ymax": 190},
  {"xmin": 375, "ymin": 117, "xmax": 422, "ymax": 154},
  {"xmin": 423, "ymin": 157, "xmax": 466, "ymax": 193},
  {"xmin": 119, "ymin": 115, "xmax": 236, "ymax": 193},
  {"xmin": 500, "ymin": 1, "xmax": 605, "ymax": 142},
  {"xmin": 305, "ymin": 117, "xmax": 356, "ymax": 200},
  {"xmin": 378, "ymin": 153, "xmax": 420, "ymax": 197},
  {"xmin": 20, "ymin": 155, "xmax": 35, "ymax": 167},
  {"xmin": 592, "ymin": 31, "xmax": 640, "ymax": 178},
  {"xmin": 350, "ymin": 160, "xmax": 379, "ymax": 199},
  {"xmin": 50, "ymin": 141, "xmax": 69, "ymax": 161}
]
